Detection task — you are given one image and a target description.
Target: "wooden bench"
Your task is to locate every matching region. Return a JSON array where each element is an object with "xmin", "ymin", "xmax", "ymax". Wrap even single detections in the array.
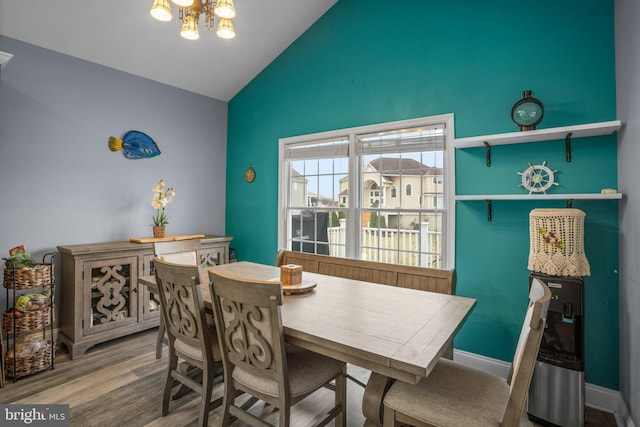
[
  {"xmin": 276, "ymin": 249, "xmax": 457, "ymax": 362},
  {"xmin": 276, "ymin": 249, "xmax": 456, "ymax": 294}
]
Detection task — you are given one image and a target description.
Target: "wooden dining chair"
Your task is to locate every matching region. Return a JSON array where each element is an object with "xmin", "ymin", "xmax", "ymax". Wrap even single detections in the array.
[
  {"xmin": 153, "ymin": 238, "xmax": 201, "ymax": 358},
  {"xmin": 208, "ymin": 268, "xmax": 347, "ymax": 427},
  {"xmin": 154, "ymin": 239, "xmax": 202, "ymax": 265},
  {"xmin": 153, "ymin": 257, "xmax": 223, "ymax": 427},
  {"xmin": 383, "ymin": 277, "xmax": 552, "ymax": 427}
]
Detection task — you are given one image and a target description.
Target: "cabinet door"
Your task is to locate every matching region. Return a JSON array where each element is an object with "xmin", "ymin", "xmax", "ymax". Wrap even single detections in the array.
[
  {"xmin": 141, "ymin": 254, "xmax": 161, "ymax": 322},
  {"xmin": 83, "ymin": 256, "xmax": 138, "ymax": 335},
  {"xmin": 201, "ymin": 246, "xmax": 227, "ymax": 267}
]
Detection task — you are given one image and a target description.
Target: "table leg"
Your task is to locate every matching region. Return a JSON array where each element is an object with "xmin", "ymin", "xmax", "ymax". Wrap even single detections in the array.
[{"xmin": 362, "ymin": 372, "xmax": 395, "ymax": 427}]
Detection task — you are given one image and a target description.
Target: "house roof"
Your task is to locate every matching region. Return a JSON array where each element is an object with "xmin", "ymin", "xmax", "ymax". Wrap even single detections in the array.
[{"xmin": 368, "ymin": 158, "xmax": 442, "ymax": 175}]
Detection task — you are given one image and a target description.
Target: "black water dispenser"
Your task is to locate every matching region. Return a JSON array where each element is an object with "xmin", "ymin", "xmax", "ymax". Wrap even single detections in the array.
[{"xmin": 527, "ymin": 272, "xmax": 585, "ymax": 427}]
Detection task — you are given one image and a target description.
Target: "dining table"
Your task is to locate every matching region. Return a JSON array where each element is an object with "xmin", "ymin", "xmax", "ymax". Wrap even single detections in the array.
[{"xmin": 139, "ymin": 261, "xmax": 476, "ymax": 427}]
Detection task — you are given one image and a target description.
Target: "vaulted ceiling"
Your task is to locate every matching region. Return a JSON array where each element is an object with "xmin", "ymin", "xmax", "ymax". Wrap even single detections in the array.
[{"xmin": 0, "ymin": 0, "xmax": 337, "ymax": 101}]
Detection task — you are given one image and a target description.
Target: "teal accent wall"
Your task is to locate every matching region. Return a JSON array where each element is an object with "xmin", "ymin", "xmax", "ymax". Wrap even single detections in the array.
[{"xmin": 227, "ymin": 0, "xmax": 618, "ymax": 388}]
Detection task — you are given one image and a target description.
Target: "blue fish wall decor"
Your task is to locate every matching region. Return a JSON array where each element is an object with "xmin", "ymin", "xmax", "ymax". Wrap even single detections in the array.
[{"xmin": 108, "ymin": 130, "xmax": 161, "ymax": 159}]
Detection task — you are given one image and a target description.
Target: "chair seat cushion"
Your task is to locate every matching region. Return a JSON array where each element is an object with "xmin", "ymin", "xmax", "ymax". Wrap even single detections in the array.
[
  {"xmin": 233, "ymin": 344, "xmax": 345, "ymax": 399},
  {"xmin": 384, "ymin": 358, "xmax": 509, "ymax": 427},
  {"xmin": 174, "ymin": 326, "xmax": 221, "ymax": 362}
]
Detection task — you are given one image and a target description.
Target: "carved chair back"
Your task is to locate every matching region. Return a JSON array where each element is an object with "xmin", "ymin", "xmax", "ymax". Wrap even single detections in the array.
[
  {"xmin": 153, "ymin": 257, "xmax": 214, "ymax": 365},
  {"xmin": 154, "ymin": 239, "xmax": 201, "ymax": 266},
  {"xmin": 209, "ymin": 271, "xmax": 290, "ymax": 401}
]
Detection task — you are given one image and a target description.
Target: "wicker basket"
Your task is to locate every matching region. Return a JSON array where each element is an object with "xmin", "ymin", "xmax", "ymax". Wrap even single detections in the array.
[
  {"xmin": 3, "ymin": 305, "xmax": 54, "ymax": 334},
  {"xmin": 528, "ymin": 208, "xmax": 590, "ymax": 277},
  {"xmin": 3, "ymin": 263, "xmax": 54, "ymax": 289},
  {"xmin": 4, "ymin": 341, "xmax": 53, "ymax": 379}
]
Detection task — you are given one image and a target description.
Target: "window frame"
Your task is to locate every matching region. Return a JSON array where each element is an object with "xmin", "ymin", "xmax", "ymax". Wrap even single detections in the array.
[
  {"xmin": 405, "ymin": 183, "xmax": 413, "ymax": 196},
  {"xmin": 278, "ymin": 113, "xmax": 455, "ymax": 269}
]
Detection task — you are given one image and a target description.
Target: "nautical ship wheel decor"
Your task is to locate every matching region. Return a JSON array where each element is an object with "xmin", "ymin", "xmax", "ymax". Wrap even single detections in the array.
[{"xmin": 518, "ymin": 161, "xmax": 559, "ymax": 194}]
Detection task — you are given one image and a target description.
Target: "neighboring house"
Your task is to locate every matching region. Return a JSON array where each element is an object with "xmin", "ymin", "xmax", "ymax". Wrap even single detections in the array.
[
  {"xmin": 290, "ymin": 169, "xmax": 308, "ymax": 208},
  {"xmin": 308, "ymin": 192, "xmax": 337, "ymax": 208},
  {"xmin": 339, "ymin": 157, "xmax": 443, "ymax": 230},
  {"xmin": 290, "ymin": 170, "xmax": 338, "ymax": 208}
]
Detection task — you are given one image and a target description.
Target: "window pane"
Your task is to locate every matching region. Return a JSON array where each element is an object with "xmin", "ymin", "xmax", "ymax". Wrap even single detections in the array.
[
  {"xmin": 305, "ymin": 160, "xmax": 319, "ymax": 175},
  {"xmin": 285, "ymin": 144, "xmax": 348, "ymax": 255},
  {"xmin": 289, "ymin": 210, "xmax": 330, "ymax": 255},
  {"xmin": 317, "ymin": 175, "xmax": 332, "ymax": 200},
  {"xmin": 328, "ymin": 209, "xmax": 347, "ymax": 257},
  {"xmin": 358, "ymin": 127, "xmax": 446, "ymax": 266},
  {"xmin": 334, "ymin": 157, "xmax": 348, "ymax": 175}
]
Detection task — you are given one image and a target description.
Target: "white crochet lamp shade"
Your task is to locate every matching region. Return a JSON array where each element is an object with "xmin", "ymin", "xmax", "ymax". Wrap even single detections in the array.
[{"xmin": 528, "ymin": 208, "xmax": 590, "ymax": 277}]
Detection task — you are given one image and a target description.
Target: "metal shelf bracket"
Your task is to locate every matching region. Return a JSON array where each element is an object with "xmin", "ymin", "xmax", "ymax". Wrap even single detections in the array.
[
  {"xmin": 565, "ymin": 132, "xmax": 573, "ymax": 162},
  {"xmin": 483, "ymin": 141, "xmax": 491, "ymax": 167}
]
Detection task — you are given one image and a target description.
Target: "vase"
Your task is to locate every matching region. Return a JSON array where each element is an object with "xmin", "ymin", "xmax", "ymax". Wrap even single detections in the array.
[{"xmin": 153, "ymin": 225, "xmax": 166, "ymax": 238}]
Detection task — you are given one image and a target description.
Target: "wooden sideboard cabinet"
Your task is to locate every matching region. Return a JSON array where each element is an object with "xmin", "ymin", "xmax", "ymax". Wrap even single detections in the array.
[{"xmin": 56, "ymin": 235, "xmax": 232, "ymax": 359}]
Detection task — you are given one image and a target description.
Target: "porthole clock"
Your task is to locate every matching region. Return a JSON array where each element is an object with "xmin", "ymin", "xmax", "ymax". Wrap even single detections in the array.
[{"xmin": 511, "ymin": 90, "xmax": 544, "ymax": 131}]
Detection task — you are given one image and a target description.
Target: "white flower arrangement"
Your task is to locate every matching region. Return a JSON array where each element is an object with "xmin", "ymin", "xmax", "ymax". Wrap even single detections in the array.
[{"xmin": 151, "ymin": 179, "xmax": 175, "ymax": 226}]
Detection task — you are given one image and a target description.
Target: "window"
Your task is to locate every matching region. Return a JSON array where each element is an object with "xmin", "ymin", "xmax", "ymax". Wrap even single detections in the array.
[
  {"xmin": 369, "ymin": 183, "xmax": 385, "ymax": 207},
  {"xmin": 279, "ymin": 114, "xmax": 454, "ymax": 269}
]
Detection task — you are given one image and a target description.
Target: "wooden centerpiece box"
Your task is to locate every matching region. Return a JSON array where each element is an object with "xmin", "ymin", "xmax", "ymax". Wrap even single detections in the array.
[{"xmin": 280, "ymin": 264, "xmax": 302, "ymax": 286}]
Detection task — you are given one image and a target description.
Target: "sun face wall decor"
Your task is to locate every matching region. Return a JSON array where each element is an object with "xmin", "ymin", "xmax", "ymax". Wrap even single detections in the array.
[{"xmin": 245, "ymin": 164, "xmax": 255, "ymax": 183}]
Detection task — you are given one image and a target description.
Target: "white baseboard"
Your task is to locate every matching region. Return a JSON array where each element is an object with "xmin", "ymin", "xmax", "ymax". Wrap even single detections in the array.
[
  {"xmin": 453, "ymin": 348, "xmax": 511, "ymax": 378},
  {"xmin": 453, "ymin": 349, "xmax": 634, "ymax": 426},
  {"xmin": 615, "ymin": 393, "xmax": 636, "ymax": 427}
]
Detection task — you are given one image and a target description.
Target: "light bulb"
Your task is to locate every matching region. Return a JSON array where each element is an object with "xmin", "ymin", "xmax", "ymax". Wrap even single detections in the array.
[
  {"xmin": 180, "ymin": 14, "xmax": 200, "ymax": 40},
  {"xmin": 216, "ymin": 18, "xmax": 235, "ymax": 39},
  {"xmin": 172, "ymin": 0, "xmax": 194, "ymax": 6},
  {"xmin": 150, "ymin": 0, "xmax": 172, "ymax": 22},
  {"xmin": 214, "ymin": 0, "xmax": 236, "ymax": 19}
]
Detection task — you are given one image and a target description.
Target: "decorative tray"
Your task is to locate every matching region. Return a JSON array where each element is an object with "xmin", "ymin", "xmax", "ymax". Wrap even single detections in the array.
[
  {"xmin": 268, "ymin": 277, "xmax": 317, "ymax": 295},
  {"xmin": 283, "ymin": 278, "xmax": 317, "ymax": 295},
  {"xmin": 129, "ymin": 234, "xmax": 205, "ymax": 243}
]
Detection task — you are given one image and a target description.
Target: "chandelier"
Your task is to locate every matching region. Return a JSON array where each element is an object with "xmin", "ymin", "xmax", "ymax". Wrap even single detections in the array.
[{"xmin": 150, "ymin": 0, "xmax": 236, "ymax": 41}]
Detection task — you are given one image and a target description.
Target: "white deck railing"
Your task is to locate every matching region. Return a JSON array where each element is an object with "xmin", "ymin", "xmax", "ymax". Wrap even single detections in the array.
[{"xmin": 327, "ymin": 222, "xmax": 442, "ymax": 268}]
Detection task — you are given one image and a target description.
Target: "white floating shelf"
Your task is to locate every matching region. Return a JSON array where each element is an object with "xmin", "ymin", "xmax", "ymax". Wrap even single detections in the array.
[
  {"xmin": 455, "ymin": 193, "xmax": 623, "ymax": 201},
  {"xmin": 453, "ymin": 120, "xmax": 622, "ymax": 149},
  {"xmin": 455, "ymin": 192, "xmax": 622, "ymax": 221}
]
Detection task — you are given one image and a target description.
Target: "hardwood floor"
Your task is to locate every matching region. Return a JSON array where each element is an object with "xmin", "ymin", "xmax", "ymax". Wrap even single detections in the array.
[
  {"xmin": 0, "ymin": 330, "xmax": 366, "ymax": 426},
  {"xmin": 0, "ymin": 330, "xmax": 618, "ymax": 426}
]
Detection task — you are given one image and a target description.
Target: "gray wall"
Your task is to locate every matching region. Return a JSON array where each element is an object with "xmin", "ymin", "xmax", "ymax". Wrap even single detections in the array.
[
  {"xmin": 615, "ymin": 0, "xmax": 639, "ymax": 423},
  {"xmin": 0, "ymin": 36, "xmax": 227, "ymax": 306}
]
